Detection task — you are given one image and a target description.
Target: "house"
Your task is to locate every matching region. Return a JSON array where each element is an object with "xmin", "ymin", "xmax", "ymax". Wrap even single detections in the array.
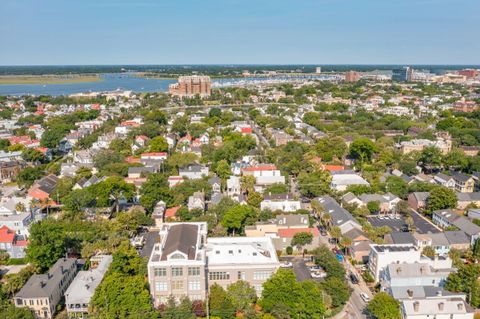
[
  {"xmin": 73, "ymin": 175, "xmax": 105, "ymax": 190},
  {"xmin": 28, "ymin": 175, "xmax": 59, "ymax": 202},
  {"xmin": 127, "ymin": 166, "xmax": 156, "ymax": 179},
  {"xmin": 208, "ymin": 176, "xmax": 222, "ymax": 193},
  {"xmin": 179, "ymin": 164, "xmax": 209, "ymax": 180},
  {"xmin": 164, "ymin": 206, "xmax": 180, "ymax": 221},
  {"xmin": 0, "ymin": 205, "xmax": 33, "ymax": 237},
  {"xmin": 408, "ymin": 192, "xmax": 430, "ymax": 211},
  {"xmin": 382, "ymin": 260, "xmax": 454, "ymax": 290},
  {"xmin": 467, "ymin": 208, "xmax": 480, "ymax": 220},
  {"xmin": 414, "ymin": 233, "xmax": 451, "ymax": 256},
  {"xmin": 15, "ymin": 258, "xmax": 79, "ymax": 319},
  {"xmin": 456, "ymin": 192, "xmax": 480, "ymax": 210},
  {"xmin": 168, "ymin": 176, "xmax": 184, "ymax": 188},
  {"xmin": 65, "ymin": 255, "xmax": 113, "ymax": 319},
  {"xmin": 452, "ymin": 172, "xmax": 475, "ymax": 193},
  {"xmin": 0, "ymin": 225, "xmax": 28, "ymax": 258},
  {"xmin": 147, "ymin": 222, "xmax": 280, "ymax": 305},
  {"xmin": 365, "ymin": 246, "xmax": 415, "ymax": 281},
  {"xmin": 315, "ymin": 196, "xmax": 362, "ymax": 234},
  {"xmin": 60, "ymin": 163, "xmax": 80, "ymax": 178},
  {"xmin": 444, "ymin": 231, "xmax": 471, "ymax": 250},
  {"xmin": 241, "ymin": 164, "xmax": 285, "ymax": 192},
  {"xmin": 433, "ymin": 173, "xmax": 456, "ymax": 189},
  {"xmin": 330, "ymin": 171, "xmax": 370, "ymax": 191},
  {"xmin": 260, "ymin": 193, "xmax": 301, "ymax": 213},
  {"xmin": 226, "ymin": 176, "xmax": 241, "ymax": 198},
  {"xmin": 400, "ymin": 298, "xmax": 473, "ymax": 319},
  {"xmin": 140, "ymin": 152, "xmax": 167, "ymax": 161},
  {"xmin": 0, "ymin": 161, "xmax": 24, "ymax": 183},
  {"xmin": 343, "ymin": 192, "xmax": 401, "ymax": 213},
  {"xmin": 343, "ymin": 228, "xmax": 372, "ymax": 263},
  {"xmin": 432, "ymin": 209, "xmax": 480, "ymax": 245},
  {"xmin": 72, "ymin": 149, "xmax": 95, "ymax": 167},
  {"xmin": 188, "ymin": 192, "xmax": 205, "ymax": 211}
]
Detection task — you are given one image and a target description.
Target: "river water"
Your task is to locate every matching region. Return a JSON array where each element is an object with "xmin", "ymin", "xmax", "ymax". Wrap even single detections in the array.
[{"xmin": 0, "ymin": 73, "xmax": 339, "ymax": 96}]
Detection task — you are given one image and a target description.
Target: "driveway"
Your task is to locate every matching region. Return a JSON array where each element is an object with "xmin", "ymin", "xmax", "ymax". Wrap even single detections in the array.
[
  {"xmin": 409, "ymin": 209, "xmax": 441, "ymax": 234},
  {"xmin": 291, "ymin": 256, "xmax": 312, "ymax": 282}
]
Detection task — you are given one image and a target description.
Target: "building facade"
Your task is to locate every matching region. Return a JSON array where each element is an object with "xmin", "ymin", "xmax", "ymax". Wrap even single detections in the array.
[
  {"xmin": 147, "ymin": 222, "xmax": 280, "ymax": 306},
  {"xmin": 169, "ymin": 76, "xmax": 211, "ymax": 98}
]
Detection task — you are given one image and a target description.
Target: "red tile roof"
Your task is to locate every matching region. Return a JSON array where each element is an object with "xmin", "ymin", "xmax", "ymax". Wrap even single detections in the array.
[
  {"xmin": 165, "ymin": 206, "xmax": 180, "ymax": 218},
  {"xmin": 0, "ymin": 225, "xmax": 15, "ymax": 243},
  {"xmin": 242, "ymin": 164, "xmax": 277, "ymax": 172},
  {"xmin": 278, "ymin": 227, "xmax": 319, "ymax": 238}
]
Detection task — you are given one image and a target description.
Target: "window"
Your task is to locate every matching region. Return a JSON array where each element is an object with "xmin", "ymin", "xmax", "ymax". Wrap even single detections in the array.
[
  {"xmin": 170, "ymin": 253, "xmax": 185, "ymax": 260},
  {"xmin": 238, "ymin": 271, "xmax": 245, "ymax": 280},
  {"xmin": 172, "ymin": 267, "xmax": 183, "ymax": 277},
  {"xmin": 253, "ymin": 271, "xmax": 272, "ymax": 280},
  {"xmin": 254, "ymin": 284, "xmax": 262, "ymax": 292},
  {"xmin": 171, "ymin": 280, "xmax": 184, "ymax": 290},
  {"xmin": 190, "ymin": 294, "xmax": 202, "ymax": 301},
  {"xmin": 209, "ymin": 272, "xmax": 230, "ymax": 280},
  {"xmin": 155, "ymin": 281, "xmax": 168, "ymax": 292},
  {"xmin": 154, "ymin": 268, "xmax": 167, "ymax": 277},
  {"xmin": 188, "ymin": 281, "xmax": 201, "ymax": 291},
  {"xmin": 188, "ymin": 267, "xmax": 200, "ymax": 276}
]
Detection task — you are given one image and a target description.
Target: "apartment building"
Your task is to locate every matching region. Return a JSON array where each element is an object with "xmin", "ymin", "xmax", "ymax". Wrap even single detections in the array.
[
  {"xmin": 65, "ymin": 255, "xmax": 112, "ymax": 319},
  {"xmin": 147, "ymin": 222, "xmax": 279, "ymax": 306},
  {"xmin": 401, "ymin": 298, "xmax": 473, "ymax": 319},
  {"xmin": 168, "ymin": 76, "xmax": 211, "ymax": 98},
  {"xmin": 368, "ymin": 245, "xmax": 421, "ymax": 282},
  {"xmin": 15, "ymin": 258, "xmax": 79, "ymax": 319},
  {"xmin": 260, "ymin": 193, "xmax": 301, "ymax": 212}
]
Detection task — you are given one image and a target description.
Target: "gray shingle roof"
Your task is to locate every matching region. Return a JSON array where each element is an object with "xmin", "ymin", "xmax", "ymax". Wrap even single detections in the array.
[
  {"xmin": 15, "ymin": 258, "xmax": 77, "ymax": 299},
  {"xmin": 161, "ymin": 224, "xmax": 199, "ymax": 261},
  {"xmin": 316, "ymin": 196, "xmax": 359, "ymax": 228}
]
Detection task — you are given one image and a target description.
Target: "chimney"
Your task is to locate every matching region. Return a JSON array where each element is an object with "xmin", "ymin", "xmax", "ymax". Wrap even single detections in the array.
[
  {"xmin": 438, "ymin": 302, "xmax": 444, "ymax": 311},
  {"xmin": 457, "ymin": 303, "xmax": 464, "ymax": 311},
  {"xmin": 413, "ymin": 301, "xmax": 420, "ymax": 312},
  {"xmin": 420, "ymin": 266, "xmax": 426, "ymax": 274},
  {"xmin": 407, "ymin": 289, "xmax": 413, "ymax": 298},
  {"xmin": 396, "ymin": 267, "xmax": 402, "ymax": 274},
  {"xmin": 436, "ymin": 290, "xmax": 442, "ymax": 297}
]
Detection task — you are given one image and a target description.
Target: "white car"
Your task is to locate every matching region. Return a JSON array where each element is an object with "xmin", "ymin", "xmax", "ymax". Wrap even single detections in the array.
[
  {"xmin": 280, "ymin": 262, "xmax": 293, "ymax": 268},
  {"xmin": 311, "ymin": 271, "xmax": 327, "ymax": 279},
  {"xmin": 360, "ymin": 292, "xmax": 370, "ymax": 303}
]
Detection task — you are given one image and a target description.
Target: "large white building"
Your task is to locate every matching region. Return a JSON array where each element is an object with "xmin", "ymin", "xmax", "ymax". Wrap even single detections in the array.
[
  {"xmin": 401, "ymin": 298, "xmax": 473, "ymax": 319},
  {"xmin": 147, "ymin": 222, "xmax": 280, "ymax": 306},
  {"xmin": 368, "ymin": 244, "xmax": 421, "ymax": 282},
  {"xmin": 260, "ymin": 193, "xmax": 301, "ymax": 212}
]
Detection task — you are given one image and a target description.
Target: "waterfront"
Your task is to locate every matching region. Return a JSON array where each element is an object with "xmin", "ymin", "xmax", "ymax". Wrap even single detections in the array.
[{"xmin": 0, "ymin": 73, "xmax": 341, "ymax": 96}]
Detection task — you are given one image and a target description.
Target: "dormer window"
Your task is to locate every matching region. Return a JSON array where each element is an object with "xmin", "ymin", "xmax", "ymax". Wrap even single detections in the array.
[{"xmin": 169, "ymin": 253, "xmax": 185, "ymax": 260}]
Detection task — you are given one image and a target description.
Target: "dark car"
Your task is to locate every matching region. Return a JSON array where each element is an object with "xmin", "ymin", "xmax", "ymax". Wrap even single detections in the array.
[{"xmin": 349, "ymin": 273, "xmax": 359, "ymax": 284}]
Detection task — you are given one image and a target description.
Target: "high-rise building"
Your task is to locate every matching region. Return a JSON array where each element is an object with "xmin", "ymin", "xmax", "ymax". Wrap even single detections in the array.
[
  {"xmin": 315, "ymin": 67, "xmax": 322, "ymax": 74},
  {"xmin": 392, "ymin": 67, "xmax": 414, "ymax": 82},
  {"xmin": 345, "ymin": 71, "xmax": 360, "ymax": 82},
  {"xmin": 168, "ymin": 75, "xmax": 211, "ymax": 98},
  {"xmin": 147, "ymin": 222, "xmax": 280, "ymax": 306}
]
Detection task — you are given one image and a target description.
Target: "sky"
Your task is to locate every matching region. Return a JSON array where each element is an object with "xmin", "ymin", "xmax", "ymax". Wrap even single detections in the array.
[{"xmin": 0, "ymin": 0, "xmax": 479, "ymax": 65}]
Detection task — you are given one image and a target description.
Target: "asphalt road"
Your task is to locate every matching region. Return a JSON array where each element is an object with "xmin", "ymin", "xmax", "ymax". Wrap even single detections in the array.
[{"xmin": 409, "ymin": 209, "xmax": 441, "ymax": 234}]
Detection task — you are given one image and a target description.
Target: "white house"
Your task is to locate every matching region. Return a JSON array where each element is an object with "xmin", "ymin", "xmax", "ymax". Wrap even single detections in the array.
[{"xmin": 260, "ymin": 194, "xmax": 301, "ymax": 212}]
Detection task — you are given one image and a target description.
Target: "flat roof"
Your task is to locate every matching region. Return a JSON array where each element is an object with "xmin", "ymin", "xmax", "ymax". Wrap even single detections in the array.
[{"xmin": 206, "ymin": 237, "xmax": 279, "ymax": 265}]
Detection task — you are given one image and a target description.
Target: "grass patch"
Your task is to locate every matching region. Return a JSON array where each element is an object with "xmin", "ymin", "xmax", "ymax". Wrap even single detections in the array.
[{"xmin": 0, "ymin": 75, "xmax": 101, "ymax": 85}]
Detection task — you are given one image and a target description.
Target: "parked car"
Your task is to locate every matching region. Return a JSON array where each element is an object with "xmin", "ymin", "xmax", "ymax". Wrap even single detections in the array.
[
  {"xmin": 360, "ymin": 293, "xmax": 370, "ymax": 302},
  {"xmin": 280, "ymin": 262, "xmax": 293, "ymax": 268},
  {"xmin": 349, "ymin": 273, "xmax": 359, "ymax": 284},
  {"xmin": 311, "ymin": 271, "xmax": 327, "ymax": 279}
]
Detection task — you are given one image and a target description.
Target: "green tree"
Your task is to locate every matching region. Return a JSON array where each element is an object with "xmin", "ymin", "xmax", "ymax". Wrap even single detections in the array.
[
  {"xmin": 263, "ymin": 183, "xmax": 288, "ymax": 195},
  {"xmin": 41, "ymin": 124, "xmax": 71, "ymax": 148},
  {"xmin": 445, "ymin": 264, "xmax": 480, "ymax": 307},
  {"xmin": 319, "ymin": 277, "xmax": 350, "ymax": 308},
  {"xmin": 226, "ymin": 280, "xmax": 257, "ymax": 313},
  {"xmin": 367, "ymin": 201, "xmax": 381, "ymax": 214},
  {"xmin": 427, "ymin": 186, "xmax": 457, "ymax": 212},
  {"xmin": 215, "ymin": 160, "xmax": 232, "ymax": 180},
  {"xmin": 148, "ymin": 136, "xmax": 168, "ymax": 152},
  {"xmin": 419, "ymin": 146, "xmax": 443, "ymax": 172},
  {"xmin": 366, "ymin": 292, "xmax": 401, "ymax": 319},
  {"xmin": 221, "ymin": 205, "xmax": 256, "ymax": 235},
  {"xmin": 209, "ymin": 283, "xmax": 235, "ymax": 319},
  {"xmin": 26, "ymin": 219, "xmax": 68, "ymax": 271},
  {"xmin": 386, "ymin": 175, "xmax": 408, "ymax": 198},
  {"xmin": 349, "ymin": 138, "xmax": 376, "ymax": 163},
  {"xmin": 247, "ymin": 191, "xmax": 263, "ymax": 208},
  {"xmin": 291, "ymin": 231, "xmax": 313, "ymax": 252},
  {"xmin": 422, "ymin": 246, "xmax": 436, "ymax": 258},
  {"xmin": 16, "ymin": 166, "xmax": 44, "ymax": 188},
  {"xmin": 297, "ymin": 170, "xmax": 331, "ymax": 198}
]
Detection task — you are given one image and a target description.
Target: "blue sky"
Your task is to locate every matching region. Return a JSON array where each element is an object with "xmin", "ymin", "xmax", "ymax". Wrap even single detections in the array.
[{"xmin": 0, "ymin": 0, "xmax": 479, "ymax": 65}]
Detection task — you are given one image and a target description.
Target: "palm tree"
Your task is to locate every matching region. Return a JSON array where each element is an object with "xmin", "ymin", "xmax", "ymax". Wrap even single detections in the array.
[
  {"xmin": 330, "ymin": 226, "xmax": 342, "ymax": 244},
  {"xmin": 15, "ymin": 202, "xmax": 26, "ymax": 212},
  {"xmin": 321, "ymin": 213, "xmax": 332, "ymax": 229},
  {"xmin": 339, "ymin": 236, "xmax": 353, "ymax": 256}
]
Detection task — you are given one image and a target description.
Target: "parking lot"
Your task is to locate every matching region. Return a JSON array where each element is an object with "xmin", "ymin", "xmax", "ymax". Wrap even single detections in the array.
[
  {"xmin": 408, "ymin": 210, "xmax": 441, "ymax": 234},
  {"xmin": 367, "ymin": 215, "xmax": 406, "ymax": 232},
  {"xmin": 280, "ymin": 256, "xmax": 324, "ymax": 282}
]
